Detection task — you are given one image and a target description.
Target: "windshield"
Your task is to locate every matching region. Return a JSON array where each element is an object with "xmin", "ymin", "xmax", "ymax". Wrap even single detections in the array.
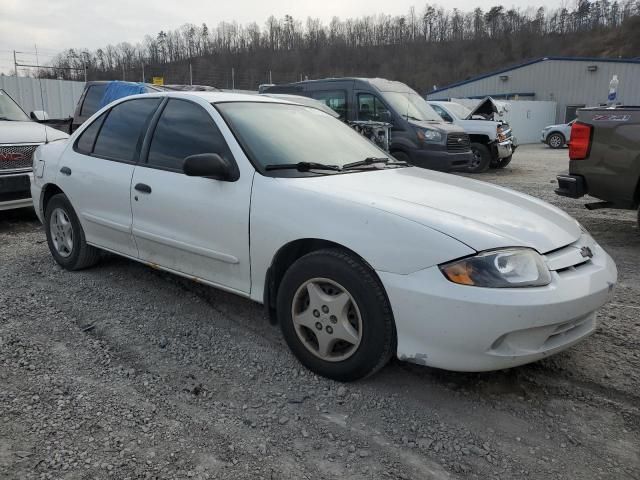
[
  {"xmin": 381, "ymin": 91, "xmax": 442, "ymax": 122},
  {"xmin": 216, "ymin": 102, "xmax": 390, "ymax": 172},
  {"xmin": 0, "ymin": 90, "xmax": 30, "ymax": 121},
  {"xmin": 446, "ymin": 102, "xmax": 472, "ymax": 119}
]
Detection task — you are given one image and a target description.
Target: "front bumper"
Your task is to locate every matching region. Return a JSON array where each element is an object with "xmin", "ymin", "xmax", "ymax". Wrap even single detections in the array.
[
  {"xmin": 379, "ymin": 240, "xmax": 617, "ymax": 372},
  {"xmin": 407, "ymin": 148, "xmax": 472, "ymax": 173},
  {"xmin": 0, "ymin": 171, "xmax": 33, "ymax": 211},
  {"xmin": 496, "ymin": 140, "xmax": 513, "ymax": 159}
]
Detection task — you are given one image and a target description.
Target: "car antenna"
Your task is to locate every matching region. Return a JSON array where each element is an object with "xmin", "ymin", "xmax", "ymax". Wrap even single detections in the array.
[{"xmin": 35, "ymin": 44, "xmax": 49, "ymax": 144}]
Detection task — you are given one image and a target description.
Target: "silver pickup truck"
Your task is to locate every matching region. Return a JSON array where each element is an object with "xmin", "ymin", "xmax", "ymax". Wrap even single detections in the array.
[
  {"xmin": 555, "ymin": 106, "xmax": 640, "ymax": 227},
  {"xmin": 0, "ymin": 89, "xmax": 68, "ymax": 211}
]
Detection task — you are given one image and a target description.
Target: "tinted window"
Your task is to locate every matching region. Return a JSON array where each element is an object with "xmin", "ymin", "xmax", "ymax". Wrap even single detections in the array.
[
  {"xmin": 147, "ymin": 99, "xmax": 233, "ymax": 171},
  {"xmin": 75, "ymin": 112, "xmax": 106, "ymax": 154},
  {"xmin": 80, "ymin": 84, "xmax": 107, "ymax": 117},
  {"xmin": 310, "ymin": 90, "xmax": 347, "ymax": 120},
  {"xmin": 357, "ymin": 93, "xmax": 388, "ymax": 121},
  {"xmin": 93, "ymin": 98, "xmax": 160, "ymax": 163}
]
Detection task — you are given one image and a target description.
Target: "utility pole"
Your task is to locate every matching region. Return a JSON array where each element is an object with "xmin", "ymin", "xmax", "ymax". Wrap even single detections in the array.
[
  {"xmin": 231, "ymin": 67, "xmax": 235, "ymax": 90},
  {"xmin": 84, "ymin": 64, "xmax": 88, "ymax": 82},
  {"xmin": 122, "ymin": 64, "xmax": 125, "ymax": 81},
  {"xmin": 269, "ymin": 70, "xmax": 272, "ymax": 84},
  {"xmin": 189, "ymin": 63, "xmax": 193, "ymax": 86},
  {"xmin": 141, "ymin": 63, "xmax": 145, "ymax": 83},
  {"xmin": 13, "ymin": 50, "xmax": 18, "ymax": 77}
]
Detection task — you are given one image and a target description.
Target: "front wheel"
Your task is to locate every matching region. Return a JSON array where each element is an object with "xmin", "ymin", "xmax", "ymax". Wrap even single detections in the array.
[
  {"xmin": 44, "ymin": 193, "xmax": 100, "ymax": 270},
  {"xmin": 277, "ymin": 249, "xmax": 396, "ymax": 382},
  {"xmin": 547, "ymin": 133, "xmax": 565, "ymax": 149},
  {"xmin": 468, "ymin": 143, "xmax": 491, "ymax": 173}
]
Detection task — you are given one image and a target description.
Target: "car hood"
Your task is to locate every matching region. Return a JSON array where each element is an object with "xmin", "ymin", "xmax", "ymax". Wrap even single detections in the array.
[
  {"xmin": 0, "ymin": 121, "xmax": 68, "ymax": 144},
  {"xmin": 286, "ymin": 168, "xmax": 581, "ymax": 253}
]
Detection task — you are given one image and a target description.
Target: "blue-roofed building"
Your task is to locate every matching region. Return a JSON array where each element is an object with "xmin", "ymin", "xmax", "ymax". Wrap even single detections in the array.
[{"xmin": 426, "ymin": 57, "xmax": 640, "ymax": 123}]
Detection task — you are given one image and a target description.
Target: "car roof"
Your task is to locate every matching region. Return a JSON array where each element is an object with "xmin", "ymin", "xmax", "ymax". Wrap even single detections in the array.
[{"xmin": 122, "ymin": 91, "xmax": 294, "ymax": 104}]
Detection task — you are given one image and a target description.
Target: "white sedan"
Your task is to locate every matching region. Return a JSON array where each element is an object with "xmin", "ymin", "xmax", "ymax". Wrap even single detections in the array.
[{"xmin": 31, "ymin": 92, "xmax": 617, "ymax": 381}]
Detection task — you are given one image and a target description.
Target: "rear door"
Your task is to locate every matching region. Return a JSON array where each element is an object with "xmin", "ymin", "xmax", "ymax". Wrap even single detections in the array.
[
  {"xmin": 130, "ymin": 98, "xmax": 252, "ymax": 293},
  {"xmin": 56, "ymin": 97, "xmax": 161, "ymax": 257}
]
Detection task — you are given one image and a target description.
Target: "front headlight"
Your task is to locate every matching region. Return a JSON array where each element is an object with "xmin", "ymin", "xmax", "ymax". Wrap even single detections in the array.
[
  {"xmin": 417, "ymin": 128, "xmax": 443, "ymax": 143},
  {"xmin": 439, "ymin": 248, "xmax": 551, "ymax": 288}
]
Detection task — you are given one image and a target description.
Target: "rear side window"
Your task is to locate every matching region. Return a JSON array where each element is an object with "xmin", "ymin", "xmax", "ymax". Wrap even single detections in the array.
[
  {"xmin": 311, "ymin": 90, "xmax": 347, "ymax": 120},
  {"xmin": 80, "ymin": 84, "xmax": 107, "ymax": 117},
  {"xmin": 146, "ymin": 99, "xmax": 233, "ymax": 171},
  {"xmin": 93, "ymin": 98, "xmax": 160, "ymax": 163},
  {"xmin": 75, "ymin": 112, "xmax": 107, "ymax": 154}
]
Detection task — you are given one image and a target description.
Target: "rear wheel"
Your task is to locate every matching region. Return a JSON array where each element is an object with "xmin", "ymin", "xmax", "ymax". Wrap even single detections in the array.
[
  {"xmin": 547, "ymin": 133, "xmax": 565, "ymax": 149},
  {"xmin": 45, "ymin": 193, "xmax": 100, "ymax": 270},
  {"xmin": 468, "ymin": 143, "xmax": 491, "ymax": 173},
  {"xmin": 277, "ymin": 248, "xmax": 396, "ymax": 382}
]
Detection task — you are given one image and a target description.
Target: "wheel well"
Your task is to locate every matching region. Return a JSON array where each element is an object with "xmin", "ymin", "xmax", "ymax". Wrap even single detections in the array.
[
  {"xmin": 264, "ymin": 239, "xmax": 372, "ymax": 325},
  {"xmin": 41, "ymin": 184, "xmax": 64, "ymax": 214},
  {"xmin": 548, "ymin": 131, "xmax": 565, "ymax": 140},
  {"xmin": 468, "ymin": 134, "xmax": 491, "ymax": 145}
]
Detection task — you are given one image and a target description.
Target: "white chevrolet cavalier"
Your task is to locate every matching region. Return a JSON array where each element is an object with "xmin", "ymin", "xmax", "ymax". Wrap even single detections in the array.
[{"xmin": 31, "ymin": 92, "xmax": 617, "ymax": 381}]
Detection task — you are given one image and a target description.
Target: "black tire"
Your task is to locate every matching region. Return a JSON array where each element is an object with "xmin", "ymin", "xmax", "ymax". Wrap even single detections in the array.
[
  {"xmin": 391, "ymin": 151, "xmax": 410, "ymax": 163},
  {"xmin": 44, "ymin": 193, "xmax": 100, "ymax": 270},
  {"xmin": 547, "ymin": 133, "xmax": 565, "ymax": 149},
  {"xmin": 495, "ymin": 154, "xmax": 513, "ymax": 169},
  {"xmin": 468, "ymin": 143, "xmax": 491, "ymax": 173},
  {"xmin": 277, "ymin": 248, "xmax": 396, "ymax": 382}
]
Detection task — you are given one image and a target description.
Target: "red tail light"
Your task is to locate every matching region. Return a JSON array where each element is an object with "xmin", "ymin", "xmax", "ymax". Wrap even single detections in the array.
[{"xmin": 569, "ymin": 122, "xmax": 593, "ymax": 160}]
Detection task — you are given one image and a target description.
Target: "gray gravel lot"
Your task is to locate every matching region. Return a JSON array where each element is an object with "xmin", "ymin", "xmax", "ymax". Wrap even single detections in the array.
[{"xmin": 1, "ymin": 144, "xmax": 638, "ymax": 480}]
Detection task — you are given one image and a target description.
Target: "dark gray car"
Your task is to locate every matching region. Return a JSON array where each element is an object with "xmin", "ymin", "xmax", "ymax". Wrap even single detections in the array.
[{"xmin": 261, "ymin": 78, "xmax": 472, "ymax": 173}]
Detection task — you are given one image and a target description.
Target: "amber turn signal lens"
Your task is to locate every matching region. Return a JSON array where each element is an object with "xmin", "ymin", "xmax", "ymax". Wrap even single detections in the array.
[{"xmin": 441, "ymin": 262, "xmax": 475, "ymax": 286}]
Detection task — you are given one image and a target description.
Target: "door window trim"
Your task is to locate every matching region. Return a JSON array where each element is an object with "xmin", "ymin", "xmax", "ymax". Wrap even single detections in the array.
[
  {"xmin": 73, "ymin": 97, "xmax": 163, "ymax": 165},
  {"xmin": 140, "ymin": 98, "xmax": 239, "ymax": 175}
]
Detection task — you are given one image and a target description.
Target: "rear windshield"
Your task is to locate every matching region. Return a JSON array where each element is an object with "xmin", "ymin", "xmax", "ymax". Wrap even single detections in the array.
[{"xmin": 80, "ymin": 84, "xmax": 107, "ymax": 117}]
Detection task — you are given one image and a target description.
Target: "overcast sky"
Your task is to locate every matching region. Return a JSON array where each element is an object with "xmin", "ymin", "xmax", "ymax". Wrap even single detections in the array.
[{"xmin": 1, "ymin": 0, "xmax": 559, "ymax": 74}]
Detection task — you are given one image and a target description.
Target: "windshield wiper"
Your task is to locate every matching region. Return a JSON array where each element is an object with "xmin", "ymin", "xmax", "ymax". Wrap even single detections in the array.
[
  {"xmin": 265, "ymin": 162, "xmax": 341, "ymax": 172},
  {"xmin": 0, "ymin": 116, "xmax": 16, "ymax": 121},
  {"xmin": 341, "ymin": 157, "xmax": 389, "ymax": 170}
]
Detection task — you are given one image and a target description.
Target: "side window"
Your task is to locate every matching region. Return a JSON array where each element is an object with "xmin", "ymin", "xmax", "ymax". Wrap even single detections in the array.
[
  {"xmin": 146, "ymin": 99, "xmax": 233, "ymax": 172},
  {"xmin": 357, "ymin": 93, "xmax": 387, "ymax": 121},
  {"xmin": 93, "ymin": 98, "xmax": 160, "ymax": 163},
  {"xmin": 310, "ymin": 90, "xmax": 347, "ymax": 120},
  {"xmin": 80, "ymin": 84, "xmax": 107, "ymax": 117},
  {"xmin": 431, "ymin": 104, "xmax": 453, "ymax": 122},
  {"xmin": 75, "ymin": 112, "xmax": 107, "ymax": 154}
]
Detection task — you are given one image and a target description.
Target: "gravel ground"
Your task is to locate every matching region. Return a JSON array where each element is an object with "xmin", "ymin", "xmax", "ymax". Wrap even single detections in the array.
[{"xmin": 1, "ymin": 144, "xmax": 638, "ymax": 480}]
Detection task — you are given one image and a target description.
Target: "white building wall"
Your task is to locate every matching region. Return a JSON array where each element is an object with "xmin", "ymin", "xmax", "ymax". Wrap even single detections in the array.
[
  {"xmin": 0, "ymin": 76, "xmax": 85, "ymax": 118},
  {"xmin": 427, "ymin": 59, "xmax": 640, "ymax": 123}
]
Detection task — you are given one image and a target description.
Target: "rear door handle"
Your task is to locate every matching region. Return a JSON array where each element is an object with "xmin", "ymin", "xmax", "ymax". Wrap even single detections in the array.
[
  {"xmin": 134, "ymin": 183, "xmax": 152, "ymax": 194},
  {"xmin": 60, "ymin": 166, "xmax": 71, "ymax": 176}
]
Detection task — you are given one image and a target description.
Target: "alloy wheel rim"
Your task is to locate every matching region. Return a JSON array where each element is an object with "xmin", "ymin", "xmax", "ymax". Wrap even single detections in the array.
[
  {"xmin": 50, "ymin": 208, "xmax": 74, "ymax": 258},
  {"xmin": 550, "ymin": 135, "xmax": 562, "ymax": 147},
  {"xmin": 291, "ymin": 278, "xmax": 363, "ymax": 362},
  {"xmin": 470, "ymin": 148, "xmax": 482, "ymax": 168}
]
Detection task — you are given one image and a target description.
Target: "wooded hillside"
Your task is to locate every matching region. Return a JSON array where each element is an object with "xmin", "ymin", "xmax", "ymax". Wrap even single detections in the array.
[{"xmin": 45, "ymin": 1, "xmax": 640, "ymax": 94}]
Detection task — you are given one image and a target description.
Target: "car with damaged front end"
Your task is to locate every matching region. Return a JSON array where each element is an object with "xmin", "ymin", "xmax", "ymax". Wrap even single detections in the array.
[{"xmin": 31, "ymin": 92, "xmax": 617, "ymax": 381}]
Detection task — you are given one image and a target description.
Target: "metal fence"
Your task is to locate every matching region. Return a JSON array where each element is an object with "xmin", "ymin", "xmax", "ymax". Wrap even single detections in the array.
[{"xmin": 0, "ymin": 76, "xmax": 85, "ymax": 119}]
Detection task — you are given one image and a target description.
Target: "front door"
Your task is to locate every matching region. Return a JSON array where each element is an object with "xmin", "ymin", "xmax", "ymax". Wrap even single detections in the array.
[
  {"xmin": 131, "ymin": 98, "xmax": 252, "ymax": 293},
  {"xmin": 56, "ymin": 97, "xmax": 161, "ymax": 257}
]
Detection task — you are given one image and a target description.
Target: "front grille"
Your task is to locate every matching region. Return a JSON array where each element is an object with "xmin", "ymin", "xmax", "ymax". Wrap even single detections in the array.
[
  {"xmin": 0, "ymin": 144, "xmax": 39, "ymax": 171},
  {"xmin": 446, "ymin": 133, "xmax": 470, "ymax": 152}
]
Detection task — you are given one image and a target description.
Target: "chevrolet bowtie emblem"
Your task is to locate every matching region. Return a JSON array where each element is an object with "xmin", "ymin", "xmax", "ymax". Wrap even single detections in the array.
[{"xmin": 580, "ymin": 246, "xmax": 594, "ymax": 258}]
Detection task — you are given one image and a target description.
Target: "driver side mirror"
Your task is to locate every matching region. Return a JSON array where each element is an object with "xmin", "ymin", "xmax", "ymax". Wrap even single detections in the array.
[
  {"xmin": 30, "ymin": 110, "xmax": 49, "ymax": 122},
  {"xmin": 183, "ymin": 153, "xmax": 239, "ymax": 182},
  {"xmin": 379, "ymin": 109, "xmax": 393, "ymax": 124}
]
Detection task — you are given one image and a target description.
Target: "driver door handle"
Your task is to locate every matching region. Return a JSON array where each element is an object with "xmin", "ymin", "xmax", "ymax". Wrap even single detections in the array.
[{"xmin": 134, "ymin": 183, "xmax": 152, "ymax": 194}]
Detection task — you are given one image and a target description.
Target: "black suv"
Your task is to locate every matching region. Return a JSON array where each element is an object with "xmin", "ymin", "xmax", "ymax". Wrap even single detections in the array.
[{"xmin": 261, "ymin": 78, "xmax": 472, "ymax": 172}]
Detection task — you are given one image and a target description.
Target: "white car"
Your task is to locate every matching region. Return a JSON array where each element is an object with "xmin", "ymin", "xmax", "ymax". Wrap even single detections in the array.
[
  {"xmin": 0, "ymin": 89, "xmax": 68, "ymax": 210},
  {"xmin": 31, "ymin": 92, "xmax": 617, "ymax": 381},
  {"xmin": 541, "ymin": 120, "xmax": 574, "ymax": 149}
]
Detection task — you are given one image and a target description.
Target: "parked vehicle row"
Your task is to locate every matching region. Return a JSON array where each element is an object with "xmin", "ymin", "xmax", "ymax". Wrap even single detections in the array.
[
  {"xmin": 556, "ymin": 106, "xmax": 640, "ymax": 227},
  {"xmin": 31, "ymin": 91, "xmax": 617, "ymax": 381}
]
